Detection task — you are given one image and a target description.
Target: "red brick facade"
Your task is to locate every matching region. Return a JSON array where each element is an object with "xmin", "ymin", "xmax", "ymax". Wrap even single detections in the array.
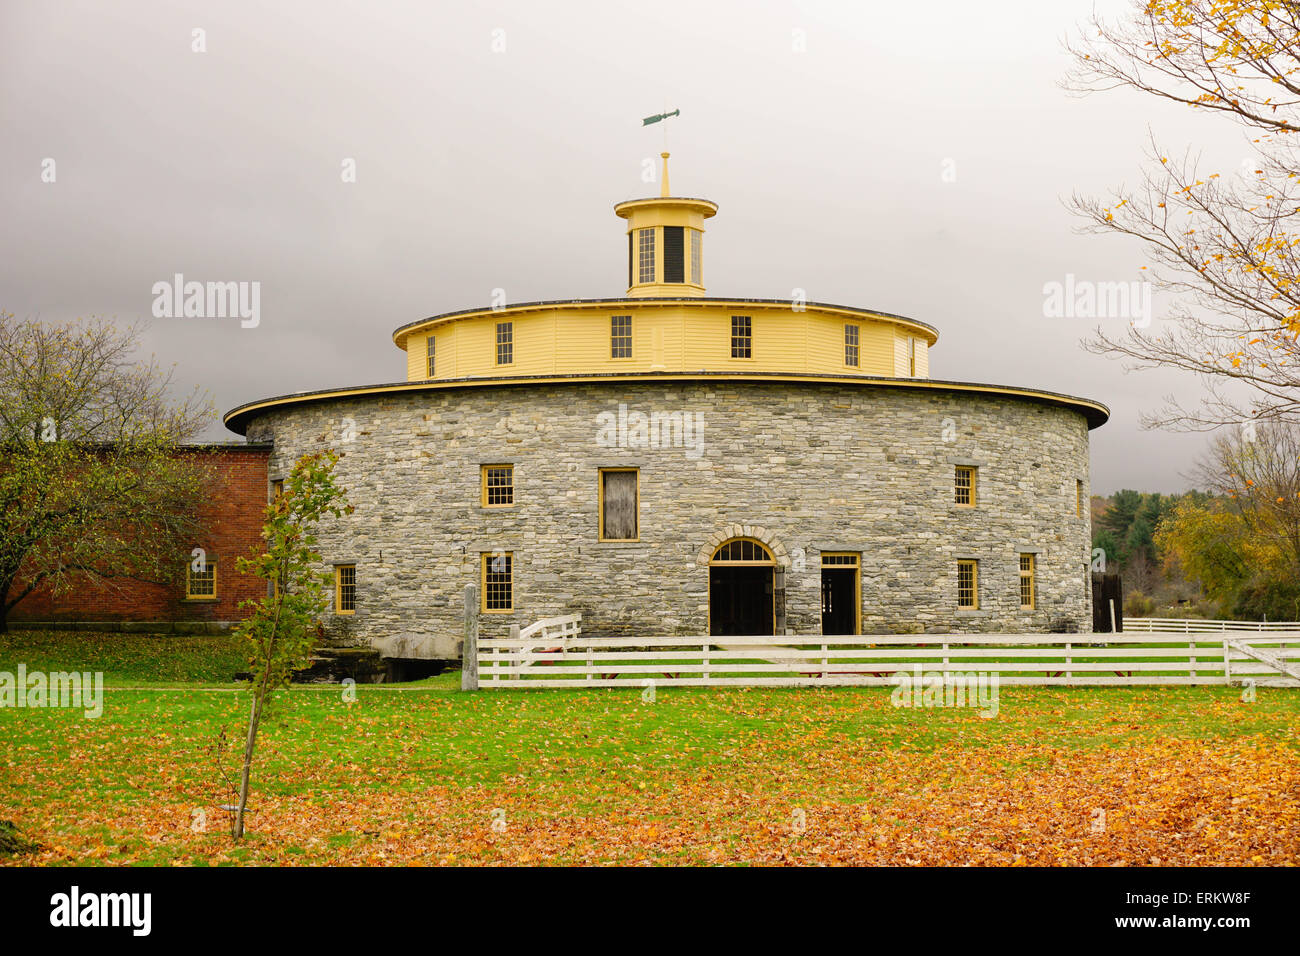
[{"xmin": 10, "ymin": 444, "xmax": 271, "ymax": 627}]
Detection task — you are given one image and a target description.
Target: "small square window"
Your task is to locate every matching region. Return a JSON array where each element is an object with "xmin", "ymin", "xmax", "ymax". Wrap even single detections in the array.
[
  {"xmin": 955, "ymin": 466, "xmax": 977, "ymax": 507},
  {"xmin": 482, "ymin": 552, "xmax": 513, "ymax": 612},
  {"xmin": 731, "ymin": 315, "xmax": 752, "ymax": 359},
  {"xmin": 335, "ymin": 564, "xmax": 356, "ymax": 614},
  {"xmin": 270, "ymin": 479, "xmax": 284, "ymax": 500},
  {"xmin": 611, "ymin": 315, "xmax": 632, "ymax": 359},
  {"xmin": 957, "ymin": 559, "xmax": 979, "ymax": 609},
  {"xmin": 496, "ymin": 322, "xmax": 513, "ymax": 365},
  {"xmin": 482, "ymin": 464, "xmax": 514, "ymax": 507}
]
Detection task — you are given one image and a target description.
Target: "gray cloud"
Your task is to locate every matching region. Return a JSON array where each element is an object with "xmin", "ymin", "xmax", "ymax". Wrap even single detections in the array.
[{"xmin": 0, "ymin": 0, "xmax": 1247, "ymax": 493}]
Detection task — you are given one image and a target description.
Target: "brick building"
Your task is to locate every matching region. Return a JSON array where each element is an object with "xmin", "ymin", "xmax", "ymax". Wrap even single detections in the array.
[{"xmin": 10, "ymin": 443, "xmax": 271, "ymax": 631}]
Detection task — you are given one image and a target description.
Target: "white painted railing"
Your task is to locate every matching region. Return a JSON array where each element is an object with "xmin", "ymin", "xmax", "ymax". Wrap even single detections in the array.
[
  {"xmin": 510, "ymin": 613, "xmax": 582, "ymax": 671},
  {"xmin": 477, "ymin": 632, "xmax": 1300, "ymax": 688},
  {"xmin": 517, "ymin": 613, "xmax": 582, "ymax": 642},
  {"xmin": 1125, "ymin": 618, "xmax": 1300, "ymax": 633}
]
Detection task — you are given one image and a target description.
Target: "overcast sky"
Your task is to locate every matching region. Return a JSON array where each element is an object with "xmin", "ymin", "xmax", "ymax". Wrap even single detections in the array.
[{"xmin": 0, "ymin": 0, "xmax": 1254, "ymax": 494}]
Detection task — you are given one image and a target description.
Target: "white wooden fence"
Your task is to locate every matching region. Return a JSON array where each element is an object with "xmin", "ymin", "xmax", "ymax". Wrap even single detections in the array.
[
  {"xmin": 508, "ymin": 613, "xmax": 583, "ymax": 672},
  {"xmin": 475, "ymin": 631, "xmax": 1300, "ymax": 689},
  {"xmin": 1125, "ymin": 618, "xmax": 1300, "ymax": 633}
]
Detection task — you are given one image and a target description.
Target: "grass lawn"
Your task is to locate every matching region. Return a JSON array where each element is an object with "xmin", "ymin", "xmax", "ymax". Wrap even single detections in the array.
[{"xmin": 1, "ymin": 631, "xmax": 1297, "ymax": 866}]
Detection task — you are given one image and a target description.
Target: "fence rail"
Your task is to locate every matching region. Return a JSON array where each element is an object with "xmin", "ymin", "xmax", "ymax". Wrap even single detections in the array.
[
  {"xmin": 474, "ymin": 632, "xmax": 1300, "ymax": 689},
  {"xmin": 1125, "ymin": 618, "xmax": 1300, "ymax": 633}
]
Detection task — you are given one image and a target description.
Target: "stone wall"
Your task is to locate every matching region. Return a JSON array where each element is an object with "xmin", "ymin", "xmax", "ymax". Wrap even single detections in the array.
[{"xmin": 244, "ymin": 380, "xmax": 1094, "ymax": 658}]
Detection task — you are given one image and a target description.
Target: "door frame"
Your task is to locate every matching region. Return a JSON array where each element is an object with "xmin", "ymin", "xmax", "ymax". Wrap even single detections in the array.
[
  {"xmin": 708, "ymin": 537, "xmax": 777, "ymax": 636},
  {"xmin": 819, "ymin": 551, "xmax": 861, "ymax": 636}
]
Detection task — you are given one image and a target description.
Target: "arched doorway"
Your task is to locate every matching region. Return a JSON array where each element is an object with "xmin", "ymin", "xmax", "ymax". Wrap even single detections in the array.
[{"xmin": 709, "ymin": 538, "xmax": 775, "ymax": 636}]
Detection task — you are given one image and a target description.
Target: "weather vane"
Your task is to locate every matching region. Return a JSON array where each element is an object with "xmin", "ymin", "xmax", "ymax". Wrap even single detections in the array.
[{"xmin": 642, "ymin": 108, "xmax": 680, "ymax": 153}]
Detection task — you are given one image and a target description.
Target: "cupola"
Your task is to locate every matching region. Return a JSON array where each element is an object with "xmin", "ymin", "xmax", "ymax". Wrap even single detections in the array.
[{"xmin": 614, "ymin": 153, "xmax": 717, "ymax": 297}]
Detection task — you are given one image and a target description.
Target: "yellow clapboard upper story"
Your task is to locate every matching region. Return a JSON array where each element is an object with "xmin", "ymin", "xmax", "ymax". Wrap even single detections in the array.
[{"xmin": 392, "ymin": 153, "xmax": 937, "ymax": 384}]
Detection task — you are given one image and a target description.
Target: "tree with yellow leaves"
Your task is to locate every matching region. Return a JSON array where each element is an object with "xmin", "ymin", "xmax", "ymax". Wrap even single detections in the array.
[
  {"xmin": 1157, "ymin": 420, "xmax": 1300, "ymax": 617},
  {"xmin": 1066, "ymin": 0, "xmax": 1300, "ymax": 428}
]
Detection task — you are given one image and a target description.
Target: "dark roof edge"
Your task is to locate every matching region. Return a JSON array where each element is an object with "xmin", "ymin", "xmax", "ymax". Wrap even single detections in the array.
[{"xmin": 223, "ymin": 372, "xmax": 1110, "ymax": 435}]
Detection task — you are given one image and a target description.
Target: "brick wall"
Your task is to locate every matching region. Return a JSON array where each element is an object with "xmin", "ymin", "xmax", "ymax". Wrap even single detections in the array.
[{"xmin": 10, "ymin": 445, "xmax": 270, "ymax": 625}]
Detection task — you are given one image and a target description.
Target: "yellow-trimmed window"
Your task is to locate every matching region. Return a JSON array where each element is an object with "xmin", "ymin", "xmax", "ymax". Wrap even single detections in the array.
[
  {"xmin": 482, "ymin": 552, "xmax": 513, "ymax": 612},
  {"xmin": 957, "ymin": 559, "xmax": 979, "ymax": 609},
  {"xmin": 955, "ymin": 466, "xmax": 977, "ymax": 507},
  {"xmin": 481, "ymin": 464, "xmax": 514, "ymax": 507},
  {"xmin": 690, "ymin": 228, "xmax": 702, "ymax": 285},
  {"xmin": 426, "ymin": 336, "xmax": 436, "ymax": 378},
  {"xmin": 599, "ymin": 468, "xmax": 639, "ymax": 541},
  {"xmin": 335, "ymin": 564, "xmax": 356, "ymax": 614},
  {"xmin": 637, "ymin": 228, "xmax": 656, "ymax": 283},
  {"xmin": 611, "ymin": 315, "xmax": 632, "ymax": 359},
  {"xmin": 731, "ymin": 315, "xmax": 752, "ymax": 359},
  {"xmin": 495, "ymin": 322, "xmax": 513, "ymax": 366},
  {"xmin": 185, "ymin": 555, "xmax": 217, "ymax": 600},
  {"xmin": 1019, "ymin": 554, "xmax": 1036, "ymax": 609},
  {"xmin": 844, "ymin": 324, "xmax": 860, "ymax": 367},
  {"xmin": 270, "ymin": 479, "xmax": 284, "ymax": 500}
]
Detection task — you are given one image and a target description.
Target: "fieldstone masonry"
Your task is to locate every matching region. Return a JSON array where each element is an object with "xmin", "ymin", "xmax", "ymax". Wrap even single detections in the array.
[{"xmin": 245, "ymin": 380, "xmax": 1093, "ymax": 659}]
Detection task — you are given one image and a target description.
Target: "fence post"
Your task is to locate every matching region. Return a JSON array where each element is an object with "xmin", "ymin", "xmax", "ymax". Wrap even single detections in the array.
[
  {"xmin": 703, "ymin": 641, "xmax": 710, "ymax": 682},
  {"xmin": 1189, "ymin": 639, "xmax": 1197, "ymax": 681},
  {"xmin": 461, "ymin": 583, "xmax": 479, "ymax": 691},
  {"xmin": 1223, "ymin": 640, "xmax": 1231, "ymax": 684},
  {"xmin": 1065, "ymin": 639, "xmax": 1072, "ymax": 686}
]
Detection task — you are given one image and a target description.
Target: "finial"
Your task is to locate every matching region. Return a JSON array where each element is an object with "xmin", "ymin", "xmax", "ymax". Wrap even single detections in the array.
[{"xmin": 660, "ymin": 152, "xmax": 670, "ymax": 197}]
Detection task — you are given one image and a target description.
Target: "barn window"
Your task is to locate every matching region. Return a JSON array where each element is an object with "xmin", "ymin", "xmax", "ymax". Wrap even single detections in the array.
[
  {"xmin": 908, "ymin": 337, "xmax": 917, "ymax": 376},
  {"xmin": 690, "ymin": 229, "xmax": 702, "ymax": 284},
  {"xmin": 957, "ymin": 559, "xmax": 979, "ymax": 609},
  {"xmin": 1019, "ymin": 554, "xmax": 1036, "ymax": 609},
  {"xmin": 637, "ymin": 228, "xmax": 656, "ymax": 283},
  {"xmin": 482, "ymin": 552, "xmax": 513, "ymax": 612},
  {"xmin": 335, "ymin": 564, "xmax": 356, "ymax": 614},
  {"xmin": 611, "ymin": 315, "xmax": 632, "ymax": 359},
  {"xmin": 954, "ymin": 465, "xmax": 977, "ymax": 507},
  {"xmin": 426, "ymin": 336, "xmax": 436, "ymax": 377},
  {"xmin": 481, "ymin": 464, "xmax": 514, "ymax": 507},
  {"xmin": 1076, "ymin": 479, "xmax": 1084, "ymax": 517},
  {"xmin": 844, "ymin": 324, "xmax": 860, "ymax": 367},
  {"xmin": 731, "ymin": 315, "xmax": 752, "ymax": 359},
  {"xmin": 185, "ymin": 555, "xmax": 217, "ymax": 600},
  {"xmin": 599, "ymin": 468, "xmax": 639, "ymax": 541},
  {"xmin": 495, "ymin": 322, "xmax": 513, "ymax": 365},
  {"xmin": 662, "ymin": 226, "xmax": 684, "ymax": 283},
  {"xmin": 270, "ymin": 479, "xmax": 284, "ymax": 500}
]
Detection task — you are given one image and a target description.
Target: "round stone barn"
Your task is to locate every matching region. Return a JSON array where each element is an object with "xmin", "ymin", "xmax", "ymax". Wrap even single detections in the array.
[{"xmin": 224, "ymin": 156, "xmax": 1108, "ymax": 661}]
